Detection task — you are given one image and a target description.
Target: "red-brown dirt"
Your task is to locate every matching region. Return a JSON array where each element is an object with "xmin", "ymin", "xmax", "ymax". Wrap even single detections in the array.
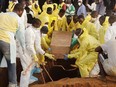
[{"xmin": 30, "ymin": 77, "xmax": 116, "ymax": 87}]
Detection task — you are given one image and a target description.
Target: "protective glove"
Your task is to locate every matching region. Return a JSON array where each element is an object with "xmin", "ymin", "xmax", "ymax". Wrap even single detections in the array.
[
  {"xmin": 70, "ymin": 48, "xmax": 78, "ymax": 54},
  {"xmin": 44, "ymin": 53, "xmax": 56, "ymax": 60},
  {"xmin": 33, "ymin": 66, "xmax": 42, "ymax": 74},
  {"xmin": 68, "ymin": 52, "xmax": 80, "ymax": 58},
  {"xmin": 64, "ymin": 54, "xmax": 68, "ymax": 60},
  {"xmin": 68, "ymin": 53, "xmax": 77, "ymax": 58},
  {"xmin": 32, "ymin": 54, "xmax": 38, "ymax": 62}
]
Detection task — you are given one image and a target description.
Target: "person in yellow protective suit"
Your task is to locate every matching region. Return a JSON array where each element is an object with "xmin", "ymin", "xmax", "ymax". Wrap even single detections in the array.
[
  {"xmin": 70, "ymin": 15, "xmax": 80, "ymax": 50},
  {"xmin": 40, "ymin": 3, "xmax": 53, "ymax": 18},
  {"xmin": 43, "ymin": 7, "xmax": 56, "ymax": 44},
  {"xmin": 70, "ymin": 15, "xmax": 80, "ymax": 31},
  {"xmin": 41, "ymin": 26, "xmax": 50, "ymax": 51},
  {"xmin": 52, "ymin": 3, "xmax": 59, "ymax": 17},
  {"xmin": 85, "ymin": 11, "xmax": 98, "ymax": 22},
  {"xmin": 102, "ymin": 15, "xmax": 109, "ymax": 28},
  {"xmin": 98, "ymin": 16, "xmax": 109, "ymax": 44},
  {"xmin": 0, "ymin": 4, "xmax": 25, "ymax": 87},
  {"xmin": 38, "ymin": 26, "xmax": 51, "ymax": 65},
  {"xmin": 46, "ymin": 18, "xmax": 59, "ymax": 47},
  {"xmin": 42, "ymin": 0, "xmax": 53, "ymax": 12},
  {"xmin": 8, "ymin": 0, "xmax": 18, "ymax": 12},
  {"xmin": 55, "ymin": 9, "xmax": 66, "ymax": 31},
  {"xmin": 37, "ymin": 7, "xmax": 55, "ymax": 26},
  {"xmin": 40, "ymin": 7, "xmax": 57, "ymax": 59},
  {"xmin": 85, "ymin": 11, "xmax": 102, "ymax": 32},
  {"xmin": 41, "ymin": 22, "xmax": 51, "ymax": 46},
  {"xmin": 46, "ymin": 7, "xmax": 57, "ymax": 25},
  {"xmin": 43, "ymin": 19, "xmax": 57, "ymax": 49},
  {"xmin": 78, "ymin": 15, "xmax": 98, "ymax": 39},
  {"xmin": 31, "ymin": 0, "xmax": 41, "ymax": 17},
  {"xmin": 37, "ymin": 12, "xmax": 49, "ymax": 26},
  {"xmin": 65, "ymin": 28, "xmax": 100, "ymax": 77},
  {"xmin": 62, "ymin": 15, "xmax": 73, "ymax": 31},
  {"xmin": 48, "ymin": 19, "xmax": 56, "ymax": 36}
]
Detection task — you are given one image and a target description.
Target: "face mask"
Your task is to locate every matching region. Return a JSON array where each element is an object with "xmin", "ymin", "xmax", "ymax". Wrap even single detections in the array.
[
  {"xmin": 78, "ymin": 2, "xmax": 82, "ymax": 6},
  {"xmin": 74, "ymin": 34, "xmax": 78, "ymax": 39},
  {"xmin": 42, "ymin": 34, "xmax": 47, "ymax": 37}
]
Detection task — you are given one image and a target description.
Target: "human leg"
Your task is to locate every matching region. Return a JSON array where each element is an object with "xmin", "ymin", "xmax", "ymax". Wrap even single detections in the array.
[
  {"xmin": 18, "ymin": 44, "xmax": 34, "ymax": 87},
  {"xmin": 98, "ymin": 53, "xmax": 107, "ymax": 77},
  {"xmin": 0, "ymin": 41, "xmax": 17, "ymax": 86},
  {"xmin": 0, "ymin": 50, "xmax": 3, "ymax": 64},
  {"xmin": 0, "ymin": 41, "xmax": 4, "ymax": 64},
  {"xmin": 76, "ymin": 52, "xmax": 98, "ymax": 77}
]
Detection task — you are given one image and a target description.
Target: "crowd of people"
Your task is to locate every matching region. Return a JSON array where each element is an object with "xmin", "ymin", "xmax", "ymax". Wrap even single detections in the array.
[{"xmin": 0, "ymin": 0, "xmax": 116, "ymax": 87}]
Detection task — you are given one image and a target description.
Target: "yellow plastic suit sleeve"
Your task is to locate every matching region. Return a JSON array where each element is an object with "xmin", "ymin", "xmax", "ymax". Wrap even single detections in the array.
[
  {"xmin": 41, "ymin": 37, "xmax": 49, "ymax": 50},
  {"xmin": 32, "ymin": 54, "xmax": 38, "ymax": 62},
  {"xmin": 45, "ymin": 53, "xmax": 55, "ymax": 60}
]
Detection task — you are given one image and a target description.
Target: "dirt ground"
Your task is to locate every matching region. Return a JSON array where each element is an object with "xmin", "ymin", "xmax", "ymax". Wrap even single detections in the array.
[{"xmin": 30, "ymin": 77, "xmax": 116, "ymax": 87}]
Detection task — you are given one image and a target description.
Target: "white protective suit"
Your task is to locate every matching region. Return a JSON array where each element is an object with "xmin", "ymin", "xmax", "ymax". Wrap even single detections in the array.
[
  {"xmin": 20, "ymin": 25, "xmax": 45, "ymax": 87},
  {"xmin": 87, "ymin": 2, "xmax": 97, "ymax": 11},
  {"xmin": 101, "ymin": 38, "xmax": 116, "ymax": 76},
  {"xmin": 0, "ymin": 12, "xmax": 26, "ymax": 87},
  {"xmin": 105, "ymin": 22, "xmax": 116, "ymax": 42},
  {"xmin": 21, "ymin": 9, "xmax": 27, "ymax": 28},
  {"xmin": 17, "ymin": 9, "xmax": 27, "ymax": 61}
]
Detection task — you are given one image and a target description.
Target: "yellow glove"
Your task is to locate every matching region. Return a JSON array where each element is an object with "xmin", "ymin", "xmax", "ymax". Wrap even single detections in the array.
[
  {"xmin": 44, "ymin": 53, "xmax": 56, "ymax": 60},
  {"xmin": 70, "ymin": 48, "xmax": 79, "ymax": 54},
  {"xmin": 32, "ymin": 54, "xmax": 38, "ymax": 62},
  {"xmin": 68, "ymin": 52, "xmax": 79, "ymax": 58}
]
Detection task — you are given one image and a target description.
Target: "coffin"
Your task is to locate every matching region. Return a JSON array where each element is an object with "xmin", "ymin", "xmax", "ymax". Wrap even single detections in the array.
[{"xmin": 50, "ymin": 31, "xmax": 72, "ymax": 59}]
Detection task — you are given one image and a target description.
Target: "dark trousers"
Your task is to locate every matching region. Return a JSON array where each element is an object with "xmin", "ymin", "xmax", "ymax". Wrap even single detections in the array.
[{"xmin": 0, "ymin": 40, "xmax": 17, "ymax": 84}]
